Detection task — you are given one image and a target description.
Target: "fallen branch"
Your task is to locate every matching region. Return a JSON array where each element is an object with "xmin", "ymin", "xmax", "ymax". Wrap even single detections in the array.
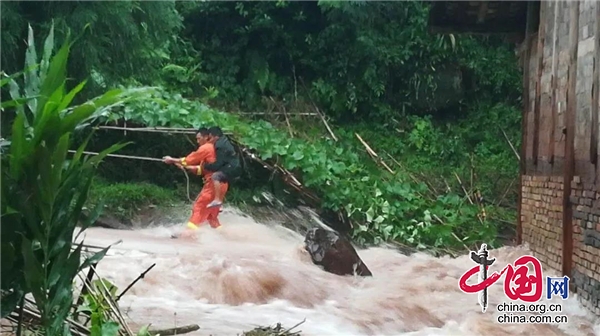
[
  {"xmin": 116, "ymin": 263, "xmax": 156, "ymax": 302},
  {"xmin": 148, "ymin": 324, "xmax": 200, "ymax": 336},
  {"xmin": 73, "ymin": 262, "xmax": 97, "ymax": 320},
  {"xmin": 299, "ymin": 78, "xmax": 338, "ymax": 141},
  {"xmin": 500, "ymin": 127, "xmax": 520, "ymax": 161},
  {"xmin": 269, "ymin": 97, "xmax": 294, "ymax": 138},
  {"xmin": 495, "ymin": 177, "xmax": 517, "ymax": 206},
  {"xmin": 453, "ymin": 172, "xmax": 474, "ymax": 205},
  {"xmin": 354, "ymin": 133, "xmax": 395, "ymax": 174},
  {"xmin": 89, "ymin": 265, "xmax": 135, "ymax": 336},
  {"xmin": 242, "ymin": 319, "xmax": 305, "ymax": 336},
  {"xmin": 453, "ymin": 172, "xmax": 487, "ymax": 224}
]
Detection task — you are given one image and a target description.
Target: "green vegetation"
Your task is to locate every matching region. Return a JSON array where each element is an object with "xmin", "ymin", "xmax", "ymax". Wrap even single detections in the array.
[
  {"xmin": 86, "ymin": 178, "xmax": 181, "ymax": 221},
  {"xmin": 99, "ymin": 88, "xmax": 501, "ymax": 249},
  {"xmin": 1, "ymin": 1, "xmax": 524, "ymax": 332},
  {"xmin": 2, "ymin": 0, "xmax": 522, "ymax": 249},
  {"xmin": 0, "ymin": 24, "xmax": 151, "ymax": 334}
]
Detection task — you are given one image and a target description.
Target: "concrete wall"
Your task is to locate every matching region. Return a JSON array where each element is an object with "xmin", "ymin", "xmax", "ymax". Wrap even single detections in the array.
[{"xmin": 520, "ymin": 0, "xmax": 599, "ymax": 316}]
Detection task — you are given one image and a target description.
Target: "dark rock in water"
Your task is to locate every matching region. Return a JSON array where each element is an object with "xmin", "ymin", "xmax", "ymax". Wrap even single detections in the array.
[{"xmin": 304, "ymin": 227, "xmax": 372, "ymax": 277}]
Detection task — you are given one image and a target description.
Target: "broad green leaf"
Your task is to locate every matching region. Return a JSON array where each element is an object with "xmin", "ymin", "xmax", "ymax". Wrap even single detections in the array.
[
  {"xmin": 36, "ymin": 141, "xmax": 57, "ymax": 223},
  {"xmin": 77, "ymin": 199, "xmax": 106, "ymax": 236},
  {"xmin": 85, "ymin": 142, "xmax": 131, "ymax": 167},
  {"xmin": 37, "ymin": 31, "xmax": 71, "ymax": 115},
  {"xmin": 1, "ymin": 95, "xmax": 40, "ymax": 110},
  {"xmin": 66, "ymin": 174, "xmax": 95, "ymax": 232},
  {"xmin": 51, "ymin": 133, "xmax": 70, "ymax": 192},
  {"xmin": 32, "ymin": 82, "xmax": 66, "ymax": 146},
  {"xmin": 47, "ymin": 246, "xmax": 70, "ymax": 288},
  {"xmin": 99, "ymin": 321, "xmax": 120, "ymax": 336},
  {"xmin": 57, "ymin": 80, "xmax": 87, "ymax": 113},
  {"xmin": 71, "ymin": 131, "xmax": 96, "ymax": 164},
  {"xmin": 365, "ymin": 206, "xmax": 375, "ymax": 222},
  {"xmin": 136, "ymin": 324, "xmax": 151, "ymax": 336},
  {"xmin": 0, "ymin": 69, "xmax": 25, "ymax": 88},
  {"xmin": 39, "ymin": 21, "xmax": 55, "ymax": 84},
  {"xmin": 7, "ymin": 77, "xmax": 25, "ymax": 118},
  {"xmin": 80, "ymin": 245, "xmax": 111, "ymax": 271},
  {"xmin": 8, "ymin": 113, "xmax": 27, "ymax": 180},
  {"xmin": 24, "ymin": 24, "xmax": 40, "ymax": 114},
  {"xmin": 21, "ymin": 237, "xmax": 45, "ymax": 307},
  {"xmin": 91, "ymin": 278, "xmax": 118, "ymax": 301},
  {"xmin": 47, "ymin": 244, "xmax": 84, "ymax": 320}
]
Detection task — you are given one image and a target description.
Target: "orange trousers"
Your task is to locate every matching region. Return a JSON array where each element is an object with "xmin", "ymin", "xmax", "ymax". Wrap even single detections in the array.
[{"xmin": 187, "ymin": 180, "xmax": 229, "ymax": 229}]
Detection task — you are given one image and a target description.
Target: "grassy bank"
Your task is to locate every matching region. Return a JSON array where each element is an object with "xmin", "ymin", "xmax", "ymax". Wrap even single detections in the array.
[
  {"xmin": 86, "ymin": 178, "xmax": 183, "ymax": 222},
  {"xmin": 86, "ymin": 177, "xmax": 273, "ymax": 223}
]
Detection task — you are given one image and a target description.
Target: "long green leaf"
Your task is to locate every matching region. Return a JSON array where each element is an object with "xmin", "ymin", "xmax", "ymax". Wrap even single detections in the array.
[
  {"xmin": 8, "ymin": 113, "xmax": 27, "ymax": 180},
  {"xmin": 39, "ymin": 21, "xmax": 55, "ymax": 85},
  {"xmin": 24, "ymin": 24, "xmax": 40, "ymax": 114},
  {"xmin": 53, "ymin": 155, "xmax": 86, "ymax": 207},
  {"xmin": 47, "ymin": 245, "xmax": 70, "ymax": 288},
  {"xmin": 36, "ymin": 144, "xmax": 55, "ymax": 226},
  {"xmin": 37, "ymin": 31, "xmax": 70, "ymax": 117},
  {"xmin": 47, "ymin": 242, "xmax": 82, "ymax": 334},
  {"xmin": 7, "ymin": 77, "xmax": 25, "ymax": 118},
  {"xmin": 21, "ymin": 237, "xmax": 45, "ymax": 309},
  {"xmin": 57, "ymin": 79, "xmax": 87, "ymax": 113},
  {"xmin": 1, "ymin": 95, "xmax": 40, "ymax": 110},
  {"xmin": 33, "ymin": 82, "xmax": 66, "ymax": 145},
  {"xmin": 1, "ymin": 69, "xmax": 26, "ymax": 88},
  {"xmin": 85, "ymin": 141, "xmax": 131, "ymax": 167},
  {"xmin": 80, "ymin": 245, "xmax": 111, "ymax": 271},
  {"xmin": 72, "ymin": 131, "xmax": 96, "ymax": 164},
  {"xmin": 64, "ymin": 87, "xmax": 154, "ymax": 129},
  {"xmin": 99, "ymin": 321, "xmax": 120, "ymax": 336},
  {"xmin": 51, "ymin": 133, "xmax": 70, "ymax": 194},
  {"xmin": 66, "ymin": 173, "xmax": 95, "ymax": 232},
  {"xmin": 77, "ymin": 199, "xmax": 105, "ymax": 235}
]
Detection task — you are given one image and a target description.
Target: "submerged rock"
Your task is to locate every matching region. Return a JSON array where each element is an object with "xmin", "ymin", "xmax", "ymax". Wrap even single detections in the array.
[{"xmin": 304, "ymin": 227, "xmax": 372, "ymax": 277}]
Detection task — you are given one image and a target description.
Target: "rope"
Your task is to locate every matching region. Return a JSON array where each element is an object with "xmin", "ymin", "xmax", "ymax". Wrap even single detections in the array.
[{"xmin": 67, "ymin": 150, "xmax": 194, "ymax": 202}]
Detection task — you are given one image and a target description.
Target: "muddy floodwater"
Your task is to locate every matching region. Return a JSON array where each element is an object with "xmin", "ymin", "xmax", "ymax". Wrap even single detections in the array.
[{"xmin": 77, "ymin": 207, "xmax": 600, "ymax": 336}]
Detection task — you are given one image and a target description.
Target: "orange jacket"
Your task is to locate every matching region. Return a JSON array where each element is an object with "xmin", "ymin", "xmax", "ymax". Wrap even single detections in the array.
[{"xmin": 181, "ymin": 142, "xmax": 216, "ymax": 181}]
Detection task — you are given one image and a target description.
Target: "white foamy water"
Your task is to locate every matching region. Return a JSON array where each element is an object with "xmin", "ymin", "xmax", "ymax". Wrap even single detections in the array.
[{"xmin": 76, "ymin": 207, "xmax": 600, "ymax": 336}]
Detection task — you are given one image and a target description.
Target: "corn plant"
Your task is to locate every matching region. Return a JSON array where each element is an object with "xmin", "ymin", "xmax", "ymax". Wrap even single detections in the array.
[{"xmin": 1, "ymin": 23, "xmax": 152, "ymax": 335}]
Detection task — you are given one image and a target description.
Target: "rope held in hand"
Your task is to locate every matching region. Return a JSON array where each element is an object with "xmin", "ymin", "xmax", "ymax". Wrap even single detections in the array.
[{"xmin": 67, "ymin": 150, "xmax": 194, "ymax": 202}]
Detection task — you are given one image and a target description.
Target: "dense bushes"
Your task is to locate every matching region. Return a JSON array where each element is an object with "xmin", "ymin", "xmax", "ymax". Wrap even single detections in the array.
[
  {"xmin": 2, "ymin": 1, "xmax": 523, "ymax": 250},
  {"xmin": 102, "ymin": 88, "xmax": 502, "ymax": 249}
]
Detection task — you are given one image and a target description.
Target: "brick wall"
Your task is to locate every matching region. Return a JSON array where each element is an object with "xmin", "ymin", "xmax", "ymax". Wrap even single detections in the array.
[
  {"xmin": 519, "ymin": 0, "xmax": 600, "ymax": 318},
  {"xmin": 570, "ymin": 179, "xmax": 600, "ymax": 316},
  {"xmin": 520, "ymin": 176, "xmax": 563, "ymax": 272}
]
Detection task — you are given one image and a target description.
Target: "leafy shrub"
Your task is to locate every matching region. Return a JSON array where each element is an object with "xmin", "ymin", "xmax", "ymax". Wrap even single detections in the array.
[
  {"xmin": 104, "ymin": 87, "xmax": 499, "ymax": 250},
  {"xmin": 0, "ymin": 23, "xmax": 151, "ymax": 333}
]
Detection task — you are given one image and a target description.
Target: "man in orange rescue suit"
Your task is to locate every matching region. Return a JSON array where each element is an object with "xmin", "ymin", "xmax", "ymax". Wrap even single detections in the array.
[{"xmin": 163, "ymin": 127, "xmax": 229, "ymax": 238}]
